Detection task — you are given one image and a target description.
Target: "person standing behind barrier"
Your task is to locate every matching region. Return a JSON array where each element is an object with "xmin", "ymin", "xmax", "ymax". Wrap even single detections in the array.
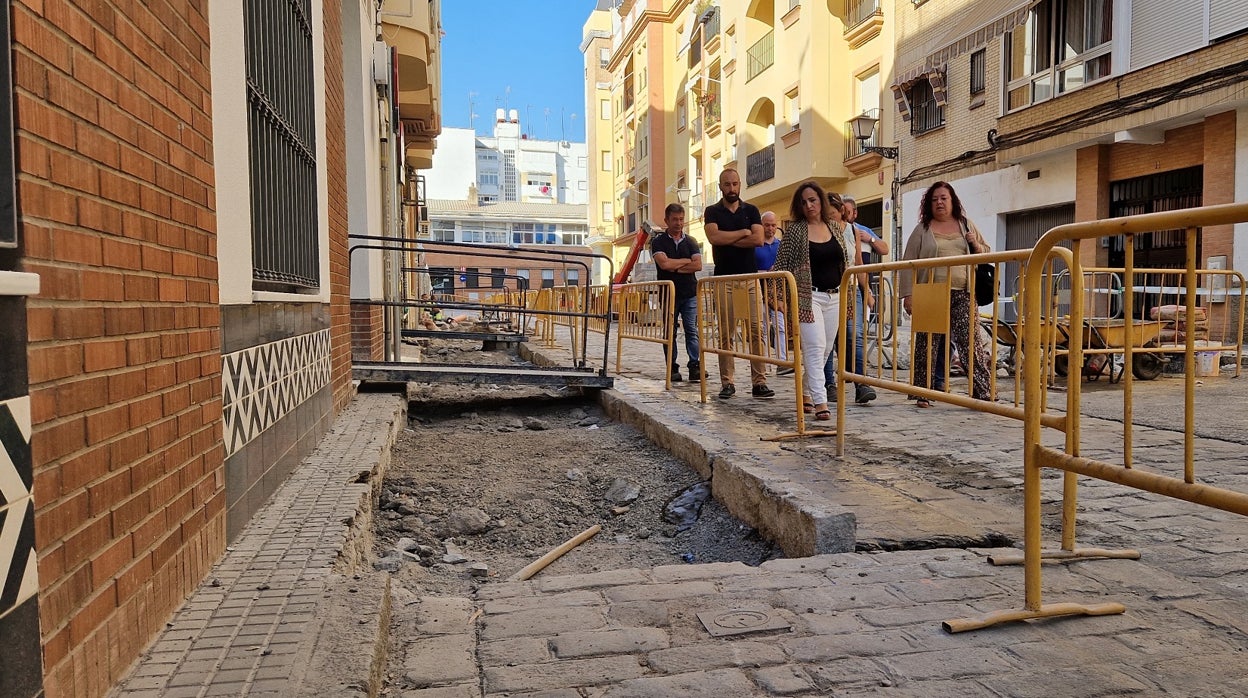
[
  {"xmin": 756, "ymin": 211, "xmax": 791, "ymax": 373},
  {"xmin": 898, "ymin": 181, "xmax": 992, "ymax": 407},
  {"xmin": 842, "ymin": 196, "xmax": 888, "ymax": 404},
  {"xmin": 704, "ymin": 168, "xmax": 773, "ymax": 400},
  {"xmin": 819, "ymin": 194, "xmax": 877, "ymax": 404},
  {"xmin": 651, "ymin": 203, "xmax": 703, "ymax": 383},
  {"xmin": 772, "ymin": 181, "xmax": 857, "ymax": 421}
]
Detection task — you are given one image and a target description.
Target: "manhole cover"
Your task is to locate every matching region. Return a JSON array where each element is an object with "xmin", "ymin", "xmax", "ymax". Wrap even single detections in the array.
[{"xmin": 696, "ymin": 606, "xmax": 791, "ymax": 637}]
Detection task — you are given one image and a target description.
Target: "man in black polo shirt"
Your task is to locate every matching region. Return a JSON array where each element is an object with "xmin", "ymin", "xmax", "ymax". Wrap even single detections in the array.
[
  {"xmin": 651, "ymin": 203, "xmax": 702, "ymax": 383},
  {"xmin": 704, "ymin": 168, "xmax": 773, "ymax": 399}
]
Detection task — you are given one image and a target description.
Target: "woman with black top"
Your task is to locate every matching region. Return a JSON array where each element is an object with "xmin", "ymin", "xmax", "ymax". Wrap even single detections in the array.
[{"xmin": 772, "ymin": 181, "xmax": 862, "ymax": 421}]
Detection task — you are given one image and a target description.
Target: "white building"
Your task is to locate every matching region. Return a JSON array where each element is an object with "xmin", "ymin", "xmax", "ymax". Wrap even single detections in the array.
[{"xmin": 427, "ymin": 110, "xmax": 589, "ymax": 206}]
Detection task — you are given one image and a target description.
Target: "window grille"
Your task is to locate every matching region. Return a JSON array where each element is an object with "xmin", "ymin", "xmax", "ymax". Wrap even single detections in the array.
[
  {"xmin": 244, "ymin": 0, "xmax": 319, "ymax": 289},
  {"xmin": 908, "ymin": 79, "xmax": 945, "ymax": 134},
  {"xmin": 970, "ymin": 49, "xmax": 986, "ymax": 95}
]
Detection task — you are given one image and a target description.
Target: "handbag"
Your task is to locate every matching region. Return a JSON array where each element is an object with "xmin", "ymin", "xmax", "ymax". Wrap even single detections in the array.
[
  {"xmin": 974, "ymin": 263, "xmax": 995, "ymax": 307},
  {"xmin": 960, "ymin": 220, "xmax": 995, "ymax": 306}
]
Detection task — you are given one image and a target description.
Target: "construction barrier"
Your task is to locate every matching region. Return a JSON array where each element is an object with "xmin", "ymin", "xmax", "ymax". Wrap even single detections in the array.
[
  {"xmin": 835, "ymin": 247, "xmax": 1075, "ymax": 456},
  {"xmin": 695, "ymin": 271, "xmax": 822, "ymax": 439},
  {"xmin": 614, "ymin": 281, "xmax": 676, "ymax": 390},
  {"xmin": 944, "ymin": 201, "xmax": 1248, "ymax": 633}
]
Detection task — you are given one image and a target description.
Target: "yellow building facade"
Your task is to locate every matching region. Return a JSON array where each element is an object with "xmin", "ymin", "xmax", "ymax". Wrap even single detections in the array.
[
  {"xmin": 587, "ymin": 0, "xmax": 897, "ymax": 279},
  {"xmin": 582, "ymin": 4, "xmax": 618, "ymax": 283}
]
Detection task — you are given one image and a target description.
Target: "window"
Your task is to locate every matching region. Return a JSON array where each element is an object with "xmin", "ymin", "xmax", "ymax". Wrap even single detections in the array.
[
  {"xmin": 430, "ymin": 221, "xmax": 455, "ymax": 242},
  {"xmin": 599, "ymin": 47, "xmax": 610, "ymax": 68},
  {"xmin": 677, "ymin": 97, "xmax": 687, "ymax": 132},
  {"xmin": 465, "ymin": 268, "xmax": 480, "ymax": 288},
  {"xmin": 479, "ymin": 172, "xmax": 499, "ymax": 186},
  {"xmin": 600, "ymin": 98, "xmax": 610, "ymax": 120},
  {"xmin": 602, "ymin": 202, "xmax": 612, "ymax": 220},
  {"xmin": 541, "ymin": 269, "xmax": 555, "ymax": 288},
  {"xmin": 970, "ymin": 49, "xmax": 986, "ymax": 95},
  {"xmin": 786, "ymin": 90, "xmax": 800, "ymax": 128},
  {"xmin": 517, "ymin": 269, "xmax": 530, "ymax": 290},
  {"xmin": 491, "ymin": 268, "xmax": 505, "ymax": 288},
  {"xmin": 561, "ymin": 225, "xmax": 587, "ymax": 246},
  {"xmin": 601, "ymin": 150, "xmax": 611, "ymax": 171},
  {"xmin": 566, "ymin": 268, "xmax": 581, "ymax": 286},
  {"xmin": 1005, "ymin": 0, "xmax": 1113, "ymax": 112},
  {"xmin": 577, "ymin": 156, "xmax": 586, "ymax": 167},
  {"xmin": 244, "ymin": 0, "xmax": 318, "ymax": 289},
  {"xmin": 907, "ymin": 78, "xmax": 944, "ymax": 134}
]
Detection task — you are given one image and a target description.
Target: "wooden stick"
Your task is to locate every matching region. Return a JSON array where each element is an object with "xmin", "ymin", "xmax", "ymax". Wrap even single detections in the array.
[{"xmin": 507, "ymin": 524, "xmax": 602, "ymax": 582}]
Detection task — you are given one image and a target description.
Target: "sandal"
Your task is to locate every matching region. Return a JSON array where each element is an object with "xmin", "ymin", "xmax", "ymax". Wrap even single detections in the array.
[
  {"xmin": 915, "ymin": 398, "xmax": 932, "ymax": 408},
  {"xmin": 803, "ymin": 402, "xmax": 814, "ymax": 414},
  {"xmin": 814, "ymin": 409, "xmax": 832, "ymax": 421}
]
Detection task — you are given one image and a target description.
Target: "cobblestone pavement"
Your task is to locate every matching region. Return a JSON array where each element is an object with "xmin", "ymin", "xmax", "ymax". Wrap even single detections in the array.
[{"xmin": 113, "ymin": 323, "xmax": 1248, "ymax": 697}]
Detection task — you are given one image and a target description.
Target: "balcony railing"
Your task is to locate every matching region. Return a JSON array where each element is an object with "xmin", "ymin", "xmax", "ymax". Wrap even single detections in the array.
[
  {"xmin": 746, "ymin": 143, "xmax": 775, "ymax": 186},
  {"xmin": 690, "ymin": 115, "xmax": 703, "ymax": 140},
  {"xmin": 845, "ymin": 108, "xmax": 881, "ymax": 159},
  {"xmin": 746, "ymin": 30, "xmax": 774, "ymax": 82},
  {"xmin": 703, "ymin": 8, "xmax": 721, "ymax": 42},
  {"xmin": 705, "ymin": 98, "xmax": 721, "ymax": 128},
  {"xmin": 846, "ymin": 0, "xmax": 881, "ymax": 29}
]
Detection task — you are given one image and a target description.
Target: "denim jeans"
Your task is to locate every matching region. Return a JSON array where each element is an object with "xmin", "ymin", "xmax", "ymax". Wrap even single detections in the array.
[
  {"xmin": 666, "ymin": 296, "xmax": 700, "ymax": 369},
  {"xmin": 823, "ymin": 287, "xmax": 865, "ymax": 386}
]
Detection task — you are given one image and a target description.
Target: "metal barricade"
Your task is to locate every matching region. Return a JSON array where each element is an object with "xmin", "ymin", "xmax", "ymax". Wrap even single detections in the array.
[
  {"xmin": 696, "ymin": 271, "xmax": 820, "ymax": 439},
  {"xmin": 836, "ymin": 248, "xmax": 1075, "ymax": 456},
  {"xmin": 614, "ymin": 281, "xmax": 676, "ymax": 390},
  {"xmin": 944, "ymin": 201, "xmax": 1248, "ymax": 633}
]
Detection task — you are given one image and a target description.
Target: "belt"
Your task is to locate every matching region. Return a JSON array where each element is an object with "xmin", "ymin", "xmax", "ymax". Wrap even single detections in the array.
[{"xmin": 812, "ymin": 287, "xmax": 839, "ymax": 294}]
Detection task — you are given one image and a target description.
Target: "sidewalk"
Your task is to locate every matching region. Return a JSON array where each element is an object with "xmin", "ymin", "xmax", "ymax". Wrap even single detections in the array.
[{"xmin": 113, "ymin": 325, "xmax": 1248, "ymax": 696}]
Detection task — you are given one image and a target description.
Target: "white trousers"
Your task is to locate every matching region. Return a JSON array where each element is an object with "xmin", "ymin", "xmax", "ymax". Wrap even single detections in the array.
[{"xmin": 800, "ymin": 290, "xmax": 841, "ymax": 406}]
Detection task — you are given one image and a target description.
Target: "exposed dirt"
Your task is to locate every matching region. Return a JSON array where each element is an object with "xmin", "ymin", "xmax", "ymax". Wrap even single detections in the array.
[{"xmin": 372, "ymin": 338, "xmax": 780, "ymax": 599}]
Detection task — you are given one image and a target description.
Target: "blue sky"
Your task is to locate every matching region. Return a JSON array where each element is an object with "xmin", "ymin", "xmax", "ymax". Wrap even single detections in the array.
[{"xmin": 440, "ymin": 1, "xmax": 601, "ymax": 142}]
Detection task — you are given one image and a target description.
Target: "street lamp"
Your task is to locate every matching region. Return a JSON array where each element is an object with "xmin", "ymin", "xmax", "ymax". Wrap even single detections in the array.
[{"xmin": 849, "ymin": 112, "xmax": 902, "ymax": 258}]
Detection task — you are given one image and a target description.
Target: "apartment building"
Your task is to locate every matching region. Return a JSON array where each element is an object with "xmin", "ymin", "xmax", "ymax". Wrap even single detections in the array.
[
  {"xmin": 426, "ymin": 117, "xmax": 589, "ymax": 206},
  {"xmin": 424, "ymin": 200, "xmax": 592, "ymax": 295},
  {"xmin": 582, "ymin": 2, "xmax": 617, "ymax": 283},
  {"xmin": 589, "ymin": 0, "xmax": 895, "ymax": 279},
  {"xmin": 892, "ymin": 0, "xmax": 1248, "ymax": 304},
  {"xmin": 0, "ymin": 1, "xmax": 442, "ymax": 696}
]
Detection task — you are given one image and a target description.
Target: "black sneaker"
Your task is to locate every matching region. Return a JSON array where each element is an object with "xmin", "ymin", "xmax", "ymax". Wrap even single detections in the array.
[
  {"xmin": 718, "ymin": 384, "xmax": 736, "ymax": 399},
  {"xmin": 671, "ymin": 369, "xmax": 683, "ymax": 382},
  {"xmin": 855, "ymin": 384, "xmax": 877, "ymax": 405},
  {"xmin": 688, "ymin": 363, "xmax": 701, "ymax": 381},
  {"xmin": 825, "ymin": 384, "xmax": 837, "ymax": 402},
  {"xmin": 777, "ymin": 367, "xmax": 795, "ymax": 376},
  {"xmin": 751, "ymin": 384, "xmax": 775, "ymax": 399}
]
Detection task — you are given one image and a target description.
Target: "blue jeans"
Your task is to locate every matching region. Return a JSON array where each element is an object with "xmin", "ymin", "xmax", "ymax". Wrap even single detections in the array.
[
  {"xmin": 667, "ymin": 296, "xmax": 700, "ymax": 369},
  {"xmin": 823, "ymin": 289, "xmax": 865, "ymax": 386}
]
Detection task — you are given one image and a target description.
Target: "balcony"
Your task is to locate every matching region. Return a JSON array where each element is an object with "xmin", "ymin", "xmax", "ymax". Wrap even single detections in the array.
[
  {"xmin": 845, "ymin": 108, "xmax": 881, "ymax": 159},
  {"xmin": 746, "ymin": 30, "xmax": 774, "ymax": 82},
  {"xmin": 703, "ymin": 8, "xmax": 721, "ymax": 53},
  {"xmin": 745, "ymin": 143, "xmax": 775, "ymax": 186},
  {"xmin": 383, "ymin": 0, "xmax": 442, "ymax": 169},
  {"xmin": 690, "ymin": 115, "xmax": 703, "ymax": 141},
  {"xmin": 844, "ymin": 0, "xmax": 883, "ymax": 48}
]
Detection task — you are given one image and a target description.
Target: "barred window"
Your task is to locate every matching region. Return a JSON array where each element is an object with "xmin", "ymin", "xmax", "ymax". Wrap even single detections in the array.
[
  {"xmin": 970, "ymin": 49, "xmax": 986, "ymax": 95},
  {"xmin": 245, "ymin": 0, "xmax": 319, "ymax": 289},
  {"xmin": 907, "ymin": 78, "xmax": 945, "ymax": 135}
]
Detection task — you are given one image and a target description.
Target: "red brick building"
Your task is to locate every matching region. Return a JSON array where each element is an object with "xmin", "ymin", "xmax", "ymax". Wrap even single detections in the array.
[{"xmin": 0, "ymin": 0, "xmax": 415, "ymax": 694}]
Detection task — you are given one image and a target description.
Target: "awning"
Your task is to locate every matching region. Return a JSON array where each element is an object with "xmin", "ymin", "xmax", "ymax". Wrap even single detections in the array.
[{"xmin": 891, "ymin": 1, "xmax": 1033, "ymax": 91}]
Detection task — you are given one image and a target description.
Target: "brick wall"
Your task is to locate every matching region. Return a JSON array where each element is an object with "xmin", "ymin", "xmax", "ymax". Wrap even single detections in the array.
[
  {"xmin": 352, "ymin": 304, "xmax": 384, "ymax": 361},
  {"xmin": 13, "ymin": 2, "xmax": 223, "ymax": 696},
  {"xmin": 323, "ymin": 0, "xmax": 353, "ymax": 413}
]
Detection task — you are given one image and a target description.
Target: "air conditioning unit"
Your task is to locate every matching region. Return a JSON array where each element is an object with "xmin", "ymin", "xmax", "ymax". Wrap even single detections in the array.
[{"xmin": 372, "ymin": 41, "xmax": 391, "ymax": 87}]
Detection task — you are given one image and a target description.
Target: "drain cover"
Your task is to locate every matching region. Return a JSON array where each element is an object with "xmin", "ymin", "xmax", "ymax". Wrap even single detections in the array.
[{"xmin": 697, "ymin": 606, "xmax": 791, "ymax": 637}]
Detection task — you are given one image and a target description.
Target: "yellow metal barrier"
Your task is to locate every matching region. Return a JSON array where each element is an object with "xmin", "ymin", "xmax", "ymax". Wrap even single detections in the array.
[
  {"xmin": 944, "ymin": 201, "xmax": 1248, "ymax": 633},
  {"xmin": 835, "ymin": 248, "xmax": 1075, "ymax": 456},
  {"xmin": 614, "ymin": 281, "xmax": 676, "ymax": 390},
  {"xmin": 695, "ymin": 272, "xmax": 822, "ymax": 439}
]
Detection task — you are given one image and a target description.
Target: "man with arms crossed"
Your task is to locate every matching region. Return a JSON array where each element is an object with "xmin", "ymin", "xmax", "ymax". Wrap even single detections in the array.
[
  {"xmin": 703, "ymin": 169, "xmax": 773, "ymax": 399},
  {"xmin": 651, "ymin": 203, "xmax": 702, "ymax": 382}
]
